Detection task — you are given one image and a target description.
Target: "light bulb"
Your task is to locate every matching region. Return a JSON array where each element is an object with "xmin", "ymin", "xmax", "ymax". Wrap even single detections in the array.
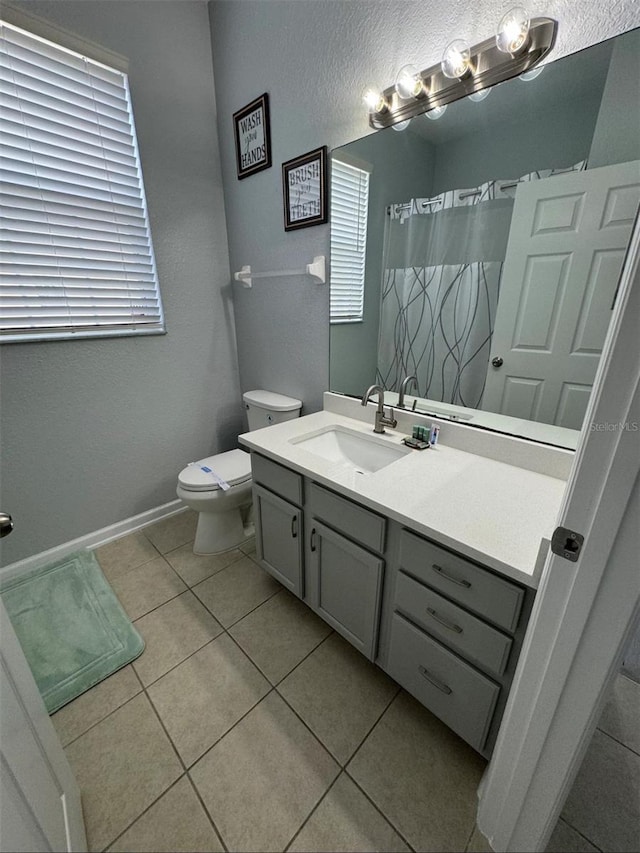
[
  {"xmin": 392, "ymin": 119, "xmax": 411, "ymax": 132},
  {"xmin": 425, "ymin": 104, "xmax": 447, "ymax": 121},
  {"xmin": 395, "ymin": 64, "xmax": 424, "ymax": 99},
  {"xmin": 469, "ymin": 87, "xmax": 492, "ymax": 102},
  {"xmin": 361, "ymin": 83, "xmax": 387, "ymax": 114},
  {"xmin": 496, "ymin": 7, "xmax": 530, "ymax": 55},
  {"xmin": 441, "ymin": 39, "xmax": 472, "ymax": 79},
  {"xmin": 519, "ymin": 65, "xmax": 544, "ymax": 81}
]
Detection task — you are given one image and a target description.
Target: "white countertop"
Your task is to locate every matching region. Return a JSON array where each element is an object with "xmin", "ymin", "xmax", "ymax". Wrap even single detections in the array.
[{"xmin": 240, "ymin": 410, "xmax": 568, "ymax": 589}]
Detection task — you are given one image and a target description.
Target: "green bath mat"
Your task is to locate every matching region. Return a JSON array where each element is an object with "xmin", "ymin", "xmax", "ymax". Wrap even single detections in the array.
[{"xmin": 0, "ymin": 550, "xmax": 144, "ymax": 713}]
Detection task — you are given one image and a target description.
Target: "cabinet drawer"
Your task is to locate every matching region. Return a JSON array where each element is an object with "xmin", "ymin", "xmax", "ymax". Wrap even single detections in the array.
[
  {"xmin": 395, "ymin": 572, "xmax": 512, "ymax": 678},
  {"xmin": 309, "ymin": 483, "xmax": 386, "ymax": 554},
  {"xmin": 252, "ymin": 453, "xmax": 303, "ymax": 507},
  {"xmin": 387, "ymin": 613, "xmax": 499, "ymax": 753},
  {"xmin": 399, "ymin": 530, "xmax": 524, "ymax": 633}
]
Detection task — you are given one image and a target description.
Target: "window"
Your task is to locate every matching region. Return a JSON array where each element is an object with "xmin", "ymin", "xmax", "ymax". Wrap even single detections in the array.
[
  {"xmin": 329, "ymin": 156, "xmax": 370, "ymax": 323},
  {"xmin": 0, "ymin": 21, "xmax": 164, "ymax": 342}
]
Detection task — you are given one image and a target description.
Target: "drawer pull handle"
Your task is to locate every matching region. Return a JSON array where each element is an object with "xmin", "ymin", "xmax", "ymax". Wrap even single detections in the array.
[
  {"xmin": 310, "ymin": 528, "xmax": 317, "ymax": 552},
  {"xmin": 426, "ymin": 607, "xmax": 463, "ymax": 634},
  {"xmin": 431, "ymin": 564, "xmax": 471, "ymax": 588},
  {"xmin": 291, "ymin": 516, "xmax": 298, "ymax": 538},
  {"xmin": 418, "ymin": 665, "xmax": 452, "ymax": 695}
]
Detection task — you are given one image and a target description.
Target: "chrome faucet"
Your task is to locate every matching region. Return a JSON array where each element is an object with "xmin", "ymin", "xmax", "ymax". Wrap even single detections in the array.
[
  {"xmin": 361, "ymin": 384, "xmax": 398, "ymax": 434},
  {"xmin": 398, "ymin": 375, "xmax": 418, "ymax": 409}
]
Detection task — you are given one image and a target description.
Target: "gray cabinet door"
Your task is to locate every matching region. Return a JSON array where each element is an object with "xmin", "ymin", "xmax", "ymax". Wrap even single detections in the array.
[
  {"xmin": 308, "ymin": 520, "xmax": 384, "ymax": 660},
  {"xmin": 254, "ymin": 484, "xmax": 303, "ymax": 597}
]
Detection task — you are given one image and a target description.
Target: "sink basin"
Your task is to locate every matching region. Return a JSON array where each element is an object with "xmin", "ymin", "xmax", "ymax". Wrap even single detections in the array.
[{"xmin": 291, "ymin": 425, "xmax": 410, "ymax": 473}]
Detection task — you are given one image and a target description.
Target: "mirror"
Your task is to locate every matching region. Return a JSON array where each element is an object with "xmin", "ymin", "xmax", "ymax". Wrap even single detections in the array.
[{"xmin": 330, "ymin": 29, "xmax": 640, "ymax": 449}]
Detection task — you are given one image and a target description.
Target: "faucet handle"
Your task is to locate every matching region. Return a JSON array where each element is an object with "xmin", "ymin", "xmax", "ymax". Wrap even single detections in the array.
[{"xmin": 382, "ymin": 406, "xmax": 398, "ymax": 429}]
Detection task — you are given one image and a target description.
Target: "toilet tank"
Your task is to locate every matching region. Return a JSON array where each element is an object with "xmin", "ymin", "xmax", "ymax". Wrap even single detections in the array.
[{"xmin": 243, "ymin": 390, "xmax": 302, "ymax": 430}]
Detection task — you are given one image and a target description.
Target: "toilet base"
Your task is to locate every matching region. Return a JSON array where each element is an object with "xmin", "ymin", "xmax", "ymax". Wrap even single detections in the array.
[{"xmin": 193, "ymin": 506, "xmax": 253, "ymax": 555}]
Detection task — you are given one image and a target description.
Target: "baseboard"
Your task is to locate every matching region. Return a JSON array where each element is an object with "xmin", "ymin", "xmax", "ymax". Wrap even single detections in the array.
[{"xmin": 0, "ymin": 499, "xmax": 186, "ymax": 583}]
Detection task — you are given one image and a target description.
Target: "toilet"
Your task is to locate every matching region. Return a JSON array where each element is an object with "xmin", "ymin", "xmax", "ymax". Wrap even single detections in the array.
[{"xmin": 176, "ymin": 390, "xmax": 302, "ymax": 555}]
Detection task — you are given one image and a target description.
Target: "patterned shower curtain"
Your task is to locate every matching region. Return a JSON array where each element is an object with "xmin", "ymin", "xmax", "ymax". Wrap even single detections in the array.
[
  {"xmin": 377, "ymin": 261, "xmax": 502, "ymax": 409},
  {"xmin": 376, "ymin": 164, "xmax": 586, "ymax": 409}
]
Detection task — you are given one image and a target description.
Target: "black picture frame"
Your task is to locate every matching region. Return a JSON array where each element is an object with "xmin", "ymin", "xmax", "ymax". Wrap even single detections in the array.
[
  {"xmin": 233, "ymin": 93, "xmax": 272, "ymax": 180},
  {"xmin": 282, "ymin": 146, "xmax": 328, "ymax": 231}
]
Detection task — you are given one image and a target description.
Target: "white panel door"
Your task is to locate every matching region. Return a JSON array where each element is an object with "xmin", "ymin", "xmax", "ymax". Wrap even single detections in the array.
[
  {"xmin": 0, "ymin": 598, "xmax": 86, "ymax": 852},
  {"xmin": 483, "ymin": 161, "xmax": 640, "ymax": 429}
]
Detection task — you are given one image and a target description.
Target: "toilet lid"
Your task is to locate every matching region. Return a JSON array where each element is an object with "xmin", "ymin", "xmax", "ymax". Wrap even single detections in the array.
[{"xmin": 178, "ymin": 449, "xmax": 252, "ymax": 492}]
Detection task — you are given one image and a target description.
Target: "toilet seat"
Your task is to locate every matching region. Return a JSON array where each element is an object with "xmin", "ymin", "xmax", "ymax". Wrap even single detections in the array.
[{"xmin": 178, "ymin": 449, "xmax": 251, "ymax": 492}]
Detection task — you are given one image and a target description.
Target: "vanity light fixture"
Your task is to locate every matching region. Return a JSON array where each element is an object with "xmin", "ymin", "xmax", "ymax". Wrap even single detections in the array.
[
  {"xmin": 468, "ymin": 87, "xmax": 492, "ymax": 102},
  {"xmin": 496, "ymin": 7, "xmax": 531, "ymax": 55},
  {"xmin": 364, "ymin": 12, "xmax": 555, "ymax": 130},
  {"xmin": 362, "ymin": 83, "xmax": 388, "ymax": 114},
  {"xmin": 425, "ymin": 105, "xmax": 448, "ymax": 120},
  {"xmin": 392, "ymin": 119, "xmax": 412, "ymax": 131},
  {"xmin": 395, "ymin": 64, "xmax": 425, "ymax": 99},
  {"xmin": 520, "ymin": 65, "xmax": 544, "ymax": 81},
  {"xmin": 441, "ymin": 39, "xmax": 472, "ymax": 79}
]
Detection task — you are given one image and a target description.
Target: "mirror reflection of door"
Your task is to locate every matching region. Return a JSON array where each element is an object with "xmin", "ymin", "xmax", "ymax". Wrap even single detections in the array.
[{"xmin": 483, "ymin": 160, "xmax": 640, "ymax": 429}]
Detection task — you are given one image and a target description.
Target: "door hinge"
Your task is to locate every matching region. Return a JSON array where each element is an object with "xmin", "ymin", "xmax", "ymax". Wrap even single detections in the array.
[{"xmin": 551, "ymin": 526, "xmax": 584, "ymax": 562}]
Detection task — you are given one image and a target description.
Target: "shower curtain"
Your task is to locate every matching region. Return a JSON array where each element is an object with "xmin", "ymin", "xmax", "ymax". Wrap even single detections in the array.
[{"xmin": 376, "ymin": 164, "xmax": 585, "ymax": 409}]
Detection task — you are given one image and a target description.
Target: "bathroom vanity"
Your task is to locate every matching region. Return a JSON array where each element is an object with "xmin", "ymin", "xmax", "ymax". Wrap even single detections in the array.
[{"xmin": 240, "ymin": 395, "xmax": 569, "ymax": 758}]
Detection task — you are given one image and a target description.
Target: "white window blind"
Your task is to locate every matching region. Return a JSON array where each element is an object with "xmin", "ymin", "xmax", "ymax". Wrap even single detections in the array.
[
  {"xmin": 0, "ymin": 21, "xmax": 164, "ymax": 342},
  {"xmin": 330, "ymin": 157, "xmax": 369, "ymax": 323}
]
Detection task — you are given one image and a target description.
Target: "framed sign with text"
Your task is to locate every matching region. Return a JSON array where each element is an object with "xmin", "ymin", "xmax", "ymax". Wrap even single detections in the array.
[
  {"xmin": 233, "ymin": 93, "xmax": 272, "ymax": 180},
  {"xmin": 282, "ymin": 146, "xmax": 328, "ymax": 231}
]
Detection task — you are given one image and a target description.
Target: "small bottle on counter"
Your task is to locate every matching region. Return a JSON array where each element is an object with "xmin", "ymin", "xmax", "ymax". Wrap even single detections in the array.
[{"xmin": 429, "ymin": 424, "xmax": 440, "ymax": 446}]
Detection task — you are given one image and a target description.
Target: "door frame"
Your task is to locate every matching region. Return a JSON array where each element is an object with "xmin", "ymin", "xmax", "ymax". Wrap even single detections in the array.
[{"xmin": 478, "ymin": 209, "xmax": 640, "ymax": 851}]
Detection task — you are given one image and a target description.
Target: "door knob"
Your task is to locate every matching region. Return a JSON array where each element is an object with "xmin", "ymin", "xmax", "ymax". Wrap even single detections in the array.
[
  {"xmin": 0, "ymin": 513, "xmax": 14, "ymax": 538},
  {"xmin": 491, "ymin": 356, "xmax": 504, "ymax": 368}
]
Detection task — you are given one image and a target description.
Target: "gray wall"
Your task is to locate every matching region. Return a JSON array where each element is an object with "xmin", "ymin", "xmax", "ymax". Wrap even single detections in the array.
[
  {"xmin": 430, "ymin": 62, "xmax": 607, "ymax": 194},
  {"xmin": 330, "ymin": 131, "xmax": 436, "ymax": 397},
  {"xmin": 209, "ymin": 0, "xmax": 640, "ymax": 416},
  {"xmin": 589, "ymin": 30, "xmax": 640, "ymax": 168},
  {"xmin": 0, "ymin": 1, "xmax": 240, "ymax": 565}
]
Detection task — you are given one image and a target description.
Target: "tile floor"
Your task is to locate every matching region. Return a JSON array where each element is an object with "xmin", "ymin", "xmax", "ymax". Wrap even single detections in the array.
[
  {"xmin": 464, "ymin": 669, "xmax": 640, "ymax": 853},
  {"xmin": 51, "ymin": 510, "xmax": 639, "ymax": 852},
  {"xmin": 559, "ymin": 673, "xmax": 640, "ymax": 852}
]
